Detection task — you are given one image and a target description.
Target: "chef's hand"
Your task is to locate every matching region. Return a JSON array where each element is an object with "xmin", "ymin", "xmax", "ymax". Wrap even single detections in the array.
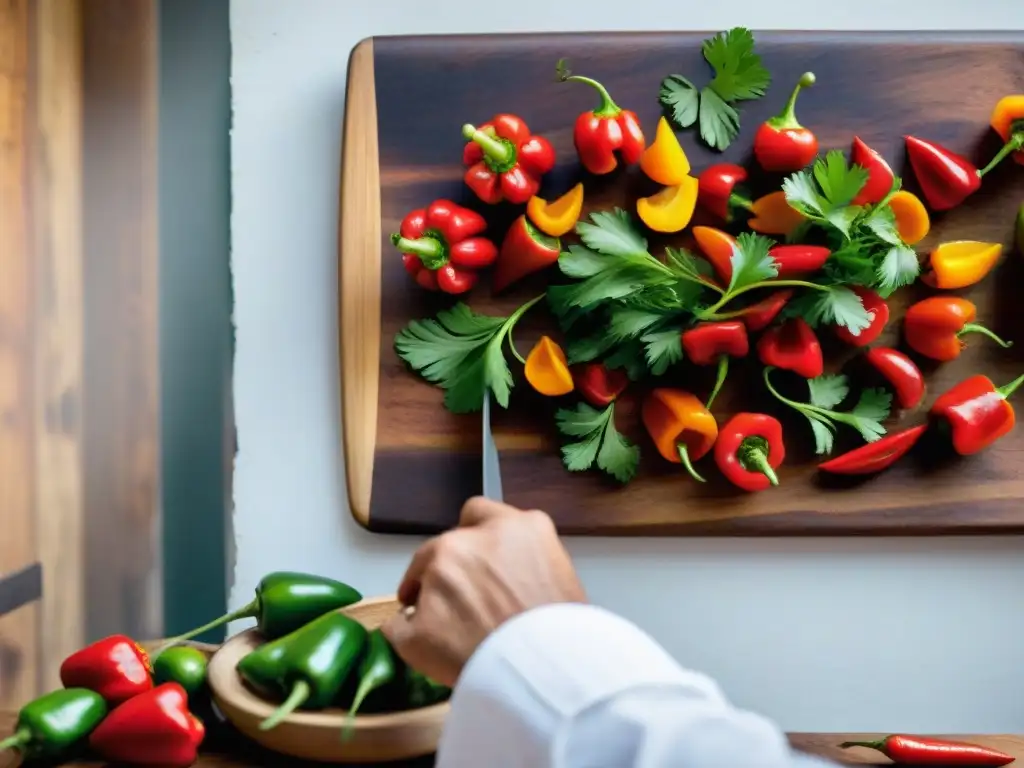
[{"xmin": 381, "ymin": 496, "xmax": 586, "ymax": 687}]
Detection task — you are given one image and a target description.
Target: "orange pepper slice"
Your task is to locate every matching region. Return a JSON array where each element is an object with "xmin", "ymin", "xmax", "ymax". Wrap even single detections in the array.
[
  {"xmin": 922, "ymin": 241, "xmax": 1002, "ymax": 290},
  {"xmin": 747, "ymin": 191, "xmax": 805, "ymax": 236},
  {"xmin": 639, "ymin": 117, "xmax": 691, "ymax": 186},
  {"xmin": 526, "ymin": 183, "xmax": 584, "ymax": 238},
  {"xmin": 691, "ymin": 226, "xmax": 736, "ymax": 285},
  {"xmin": 888, "ymin": 190, "xmax": 930, "ymax": 245},
  {"xmin": 989, "ymin": 95, "xmax": 1024, "ymax": 166},
  {"xmin": 636, "ymin": 176, "xmax": 699, "ymax": 234},
  {"xmin": 524, "ymin": 336, "xmax": 574, "ymax": 396}
]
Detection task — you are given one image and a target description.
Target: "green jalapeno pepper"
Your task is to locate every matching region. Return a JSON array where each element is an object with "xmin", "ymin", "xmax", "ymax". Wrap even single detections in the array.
[
  {"xmin": 341, "ymin": 628, "xmax": 399, "ymax": 739},
  {"xmin": 0, "ymin": 688, "xmax": 107, "ymax": 759},
  {"xmin": 153, "ymin": 646, "xmax": 209, "ymax": 699}
]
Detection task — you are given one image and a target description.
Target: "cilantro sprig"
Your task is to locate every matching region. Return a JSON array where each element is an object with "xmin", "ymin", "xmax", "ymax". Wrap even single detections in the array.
[
  {"xmin": 556, "ymin": 402, "xmax": 639, "ymax": 483},
  {"xmin": 660, "ymin": 28, "xmax": 771, "ymax": 151},
  {"xmin": 763, "ymin": 368, "xmax": 891, "ymax": 454}
]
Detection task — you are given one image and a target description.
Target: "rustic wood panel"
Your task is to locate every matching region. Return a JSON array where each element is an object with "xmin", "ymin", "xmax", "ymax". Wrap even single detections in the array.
[{"xmin": 339, "ymin": 31, "xmax": 1024, "ymax": 536}]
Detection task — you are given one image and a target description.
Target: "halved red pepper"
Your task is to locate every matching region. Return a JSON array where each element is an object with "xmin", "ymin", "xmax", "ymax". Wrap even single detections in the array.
[
  {"xmin": 753, "ymin": 72, "xmax": 818, "ymax": 172},
  {"xmin": 392, "ymin": 200, "xmax": 497, "ymax": 294},
  {"xmin": 768, "ymin": 244, "xmax": 830, "ymax": 278},
  {"xmin": 492, "ymin": 215, "xmax": 561, "ymax": 293},
  {"xmin": 818, "ymin": 424, "xmax": 927, "ymax": 475},
  {"xmin": 462, "ymin": 115, "xmax": 556, "ymax": 204},
  {"xmin": 696, "ymin": 163, "xmax": 751, "ymax": 222},
  {"xmin": 757, "ymin": 318, "xmax": 823, "ymax": 379},
  {"xmin": 59, "ymin": 635, "xmax": 152, "ymax": 706},
  {"xmin": 834, "ymin": 287, "xmax": 888, "ymax": 347},
  {"xmin": 864, "ymin": 347, "xmax": 925, "ymax": 409},
  {"xmin": 930, "ymin": 373, "xmax": 1024, "ymax": 455},
  {"xmin": 89, "ymin": 683, "xmax": 204, "ymax": 767},
  {"xmin": 904, "ymin": 136, "xmax": 981, "ymax": 211},
  {"xmin": 903, "ymin": 296, "xmax": 1010, "ymax": 362},
  {"xmin": 714, "ymin": 413, "xmax": 785, "ymax": 492},
  {"xmin": 850, "ymin": 137, "xmax": 895, "ymax": 205},
  {"xmin": 681, "ymin": 321, "xmax": 749, "ymax": 408},
  {"xmin": 738, "ymin": 290, "xmax": 793, "ymax": 332},
  {"xmin": 573, "ymin": 363, "xmax": 628, "ymax": 407}
]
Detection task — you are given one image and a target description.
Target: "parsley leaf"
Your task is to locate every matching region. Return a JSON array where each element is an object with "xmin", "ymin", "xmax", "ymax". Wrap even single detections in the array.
[
  {"xmin": 607, "ymin": 306, "xmax": 670, "ymax": 342},
  {"xmin": 577, "ymin": 209, "xmax": 649, "ymax": 258},
  {"xmin": 558, "ymin": 244, "xmax": 608, "ymax": 279},
  {"xmin": 861, "ymin": 203, "xmax": 902, "ymax": 246},
  {"xmin": 698, "ymin": 87, "xmax": 740, "ymax": 151},
  {"xmin": 603, "ymin": 341, "xmax": 649, "ymax": 381},
  {"xmin": 556, "ymin": 402, "xmax": 639, "ymax": 483},
  {"xmin": 728, "ymin": 232, "xmax": 779, "ymax": 292},
  {"xmin": 814, "ymin": 150, "xmax": 869, "ymax": 208},
  {"xmin": 666, "ymin": 246, "xmax": 718, "ymax": 286},
  {"xmin": 660, "ymin": 76, "xmax": 700, "ymax": 128},
  {"xmin": 783, "ymin": 151, "xmax": 869, "ymax": 236},
  {"xmin": 704, "ymin": 27, "xmax": 771, "ymax": 101},
  {"xmin": 847, "ymin": 388, "xmax": 892, "ymax": 443},
  {"xmin": 784, "ymin": 285, "xmax": 872, "ymax": 335},
  {"xmin": 641, "ymin": 328, "xmax": 685, "ymax": 375},
  {"xmin": 876, "ymin": 245, "xmax": 920, "ymax": 297},
  {"xmin": 807, "ymin": 374, "xmax": 849, "ymax": 410}
]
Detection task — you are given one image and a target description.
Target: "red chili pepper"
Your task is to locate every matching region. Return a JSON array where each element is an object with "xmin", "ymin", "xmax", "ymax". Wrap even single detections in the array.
[
  {"xmin": 841, "ymin": 734, "xmax": 1015, "ymax": 766},
  {"xmin": 738, "ymin": 289, "xmax": 793, "ymax": 333},
  {"xmin": 492, "ymin": 215, "xmax": 562, "ymax": 293},
  {"xmin": 756, "ymin": 318, "xmax": 823, "ymax": 379},
  {"xmin": 850, "ymin": 136, "xmax": 895, "ymax": 205},
  {"xmin": 59, "ymin": 635, "xmax": 152, "ymax": 706},
  {"xmin": 818, "ymin": 424, "xmax": 926, "ymax": 476},
  {"xmin": 903, "ymin": 296, "xmax": 1010, "ymax": 362},
  {"xmin": 89, "ymin": 683, "xmax": 205, "ymax": 767},
  {"xmin": 904, "ymin": 136, "xmax": 982, "ymax": 211},
  {"xmin": 573, "ymin": 363, "xmax": 628, "ymax": 407},
  {"xmin": 930, "ymin": 372, "xmax": 1024, "ymax": 456},
  {"xmin": 753, "ymin": 72, "xmax": 818, "ymax": 172},
  {"xmin": 696, "ymin": 163, "xmax": 751, "ymax": 222},
  {"xmin": 865, "ymin": 347, "xmax": 925, "ymax": 409},
  {"xmin": 557, "ymin": 62, "xmax": 644, "ymax": 175},
  {"xmin": 392, "ymin": 200, "xmax": 497, "ymax": 294},
  {"xmin": 682, "ymin": 321, "xmax": 749, "ymax": 408},
  {"xmin": 768, "ymin": 244, "xmax": 830, "ymax": 278},
  {"xmin": 714, "ymin": 413, "xmax": 785, "ymax": 492},
  {"xmin": 834, "ymin": 287, "xmax": 889, "ymax": 347},
  {"xmin": 462, "ymin": 115, "xmax": 555, "ymax": 205}
]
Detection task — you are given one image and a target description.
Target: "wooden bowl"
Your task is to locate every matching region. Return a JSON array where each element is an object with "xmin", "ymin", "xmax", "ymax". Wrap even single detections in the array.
[{"xmin": 207, "ymin": 595, "xmax": 449, "ymax": 763}]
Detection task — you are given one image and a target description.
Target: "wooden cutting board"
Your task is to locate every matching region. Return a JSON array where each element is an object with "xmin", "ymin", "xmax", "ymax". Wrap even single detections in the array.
[{"xmin": 339, "ymin": 31, "xmax": 1024, "ymax": 535}]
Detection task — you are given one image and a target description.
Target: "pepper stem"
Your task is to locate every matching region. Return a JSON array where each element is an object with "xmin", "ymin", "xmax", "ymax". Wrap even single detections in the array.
[
  {"xmin": 260, "ymin": 679, "xmax": 311, "ymax": 731},
  {"xmin": 730, "ymin": 192, "xmax": 753, "ymax": 211},
  {"xmin": 838, "ymin": 740, "xmax": 885, "ymax": 752},
  {"xmin": 462, "ymin": 124, "xmax": 513, "ymax": 166},
  {"xmin": 153, "ymin": 600, "xmax": 259, "ymax": 657},
  {"xmin": 740, "ymin": 438, "xmax": 779, "ymax": 486},
  {"xmin": 390, "ymin": 234, "xmax": 444, "ymax": 261},
  {"xmin": 959, "ymin": 322, "xmax": 1012, "ymax": 349},
  {"xmin": 766, "ymin": 72, "xmax": 815, "ymax": 130},
  {"xmin": 997, "ymin": 372, "xmax": 1024, "ymax": 400},
  {"xmin": 705, "ymin": 356, "xmax": 729, "ymax": 409},
  {"xmin": 0, "ymin": 728, "xmax": 31, "ymax": 753},
  {"xmin": 676, "ymin": 444, "xmax": 706, "ymax": 483},
  {"xmin": 561, "ymin": 74, "xmax": 621, "ymax": 118},
  {"xmin": 977, "ymin": 131, "xmax": 1024, "ymax": 178}
]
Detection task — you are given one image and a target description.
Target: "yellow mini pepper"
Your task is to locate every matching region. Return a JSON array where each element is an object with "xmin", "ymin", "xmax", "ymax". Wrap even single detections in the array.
[
  {"xmin": 639, "ymin": 117, "xmax": 690, "ymax": 186},
  {"xmin": 636, "ymin": 176, "xmax": 699, "ymax": 233},
  {"xmin": 922, "ymin": 240, "xmax": 1002, "ymax": 290},
  {"xmin": 524, "ymin": 336, "xmax": 574, "ymax": 396},
  {"xmin": 526, "ymin": 183, "xmax": 584, "ymax": 237}
]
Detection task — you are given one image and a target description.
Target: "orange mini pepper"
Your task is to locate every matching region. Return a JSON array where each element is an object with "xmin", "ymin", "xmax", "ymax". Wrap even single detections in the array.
[
  {"xmin": 692, "ymin": 226, "xmax": 736, "ymax": 285},
  {"xmin": 921, "ymin": 240, "xmax": 1002, "ymax": 290},
  {"xmin": 887, "ymin": 191, "xmax": 930, "ymax": 245},
  {"xmin": 988, "ymin": 95, "xmax": 1024, "ymax": 167},
  {"xmin": 641, "ymin": 388, "xmax": 718, "ymax": 482},
  {"xmin": 524, "ymin": 336, "xmax": 574, "ymax": 396},
  {"xmin": 636, "ymin": 176, "xmax": 699, "ymax": 233},
  {"xmin": 903, "ymin": 296, "xmax": 1011, "ymax": 362},
  {"xmin": 526, "ymin": 183, "xmax": 584, "ymax": 237},
  {"xmin": 746, "ymin": 190, "xmax": 806, "ymax": 236},
  {"xmin": 639, "ymin": 117, "xmax": 691, "ymax": 186}
]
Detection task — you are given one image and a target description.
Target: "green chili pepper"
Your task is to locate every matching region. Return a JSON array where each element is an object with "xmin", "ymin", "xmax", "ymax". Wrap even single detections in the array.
[
  {"xmin": 153, "ymin": 646, "xmax": 209, "ymax": 699},
  {"xmin": 156, "ymin": 571, "xmax": 362, "ymax": 653},
  {"xmin": 1015, "ymin": 203, "xmax": 1024, "ymax": 255},
  {"xmin": 404, "ymin": 667, "xmax": 451, "ymax": 709},
  {"xmin": 341, "ymin": 629, "xmax": 399, "ymax": 739},
  {"xmin": 0, "ymin": 688, "xmax": 107, "ymax": 759},
  {"xmin": 237, "ymin": 611, "xmax": 368, "ymax": 732}
]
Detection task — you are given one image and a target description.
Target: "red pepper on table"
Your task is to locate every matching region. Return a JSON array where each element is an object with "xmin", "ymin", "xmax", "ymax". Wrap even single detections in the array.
[
  {"xmin": 818, "ymin": 424, "xmax": 927, "ymax": 476},
  {"xmin": 392, "ymin": 200, "xmax": 497, "ymax": 294},
  {"xmin": 557, "ymin": 60, "xmax": 644, "ymax": 175},
  {"xmin": 714, "ymin": 413, "xmax": 785, "ymax": 492},
  {"xmin": 757, "ymin": 318, "xmax": 823, "ymax": 379},
  {"xmin": 768, "ymin": 244, "xmax": 830, "ymax": 278},
  {"xmin": 573, "ymin": 363, "xmax": 628, "ymax": 408},
  {"xmin": 865, "ymin": 347, "xmax": 925, "ymax": 409},
  {"xmin": 681, "ymin": 321, "xmax": 749, "ymax": 408},
  {"xmin": 904, "ymin": 136, "xmax": 982, "ymax": 211},
  {"xmin": 696, "ymin": 163, "xmax": 751, "ymax": 222},
  {"xmin": 834, "ymin": 287, "xmax": 889, "ymax": 347},
  {"xmin": 462, "ymin": 114, "xmax": 555, "ymax": 205},
  {"xmin": 59, "ymin": 635, "xmax": 152, "ymax": 706},
  {"xmin": 492, "ymin": 215, "xmax": 562, "ymax": 293},
  {"xmin": 753, "ymin": 72, "xmax": 818, "ymax": 172},
  {"xmin": 930, "ymin": 372, "xmax": 1024, "ymax": 456},
  {"xmin": 738, "ymin": 289, "xmax": 793, "ymax": 333},
  {"xmin": 89, "ymin": 683, "xmax": 205, "ymax": 767},
  {"xmin": 841, "ymin": 734, "xmax": 1015, "ymax": 766},
  {"xmin": 850, "ymin": 136, "xmax": 895, "ymax": 205},
  {"xmin": 903, "ymin": 296, "xmax": 1010, "ymax": 362}
]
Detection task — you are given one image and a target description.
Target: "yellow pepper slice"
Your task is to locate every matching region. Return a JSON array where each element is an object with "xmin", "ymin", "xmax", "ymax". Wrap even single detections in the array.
[
  {"xmin": 636, "ymin": 176, "xmax": 699, "ymax": 234},
  {"xmin": 639, "ymin": 117, "xmax": 691, "ymax": 186},
  {"xmin": 526, "ymin": 183, "xmax": 584, "ymax": 237},
  {"xmin": 888, "ymin": 190, "xmax": 930, "ymax": 245},
  {"xmin": 922, "ymin": 240, "xmax": 1002, "ymax": 290},
  {"xmin": 746, "ymin": 191, "xmax": 805, "ymax": 236},
  {"xmin": 524, "ymin": 336, "xmax": 574, "ymax": 396}
]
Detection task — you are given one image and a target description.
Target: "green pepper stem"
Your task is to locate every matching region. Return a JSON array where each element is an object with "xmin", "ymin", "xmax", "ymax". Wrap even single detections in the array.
[
  {"xmin": 741, "ymin": 442, "xmax": 779, "ymax": 486},
  {"xmin": 705, "ymin": 356, "xmax": 729, "ymax": 409},
  {"xmin": 562, "ymin": 74, "xmax": 621, "ymax": 118},
  {"xmin": 766, "ymin": 72, "xmax": 815, "ymax": 130},
  {"xmin": 730, "ymin": 193, "xmax": 753, "ymax": 211},
  {"xmin": 153, "ymin": 600, "xmax": 259, "ymax": 657},
  {"xmin": 676, "ymin": 444, "xmax": 706, "ymax": 483},
  {"xmin": 839, "ymin": 740, "xmax": 885, "ymax": 751},
  {"xmin": 997, "ymin": 372, "xmax": 1024, "ymax": 400},
  {"xmin": 977, "ymin": 132, "xmax": 1024, "ymax": 178},
  {"xmin": 462, "ymin": 124, "xmax": 513, "ymax": 166},
  {"xmin": 390, "ymin": 234, "xmax": 443, "ymax": 260},
  {"xmin": 507, "ymin": 329, "xmax": 526, "ymax": 364},
  {"xmin": 260, "ymin": 679, "xmax": 311, "ymax": 731},
  {"xmin": 0, "ymin": 728, "xmax": 31, "ymax": 753},
  {"xmin": 959, "ymin": 322, "xmax": 1012, "ymax": 349}
]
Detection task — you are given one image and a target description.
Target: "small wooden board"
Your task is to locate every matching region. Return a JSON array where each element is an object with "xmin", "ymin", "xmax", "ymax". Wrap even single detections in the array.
[{"xmin": 339, "ymin": 31, "xmax": 1024, "ymax": 535}]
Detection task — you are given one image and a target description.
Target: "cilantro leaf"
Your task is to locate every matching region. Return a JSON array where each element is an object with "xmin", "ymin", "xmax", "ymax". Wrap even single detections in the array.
[
  {"xmin": 577, "ymin": 208, "xmax": 648, "ymax": 258},
  {"xmin": 704, "ymin": 27, "xmax": 771, "ymax": 102},
  {"xmin": 608, "ymin": 306, "xmax": 669, "ymax": 342},
  {"xmin": 666, "ymin": 246, "xmax": 717, "ymax": 285},
  {"xmin": 814, "ymin": 150, "xmax": 869, "ymax": 208},
  {"xmin": 697, "ymin": 86, "xmax": 740, "ymax": 151},
  {"xmin": 603, "ymin": 341, "xmax": 648, "ymax": 381},
  {"xmin": 861, "ymin": 204, "xmax": 902, "ymax": 246},
  {"xmin": 783, "ymin": 151, "xmax": 869, "ymax": 232},
  {"xmin": 660, "ymin": 75, "xmax": 700, "ymax": 129},
  {"xmin": 785, "ymin": 285, "xmax": 872, "ymax": 335},
  {"xmin": 728, "ymin": 232, "xmax": 779, "ymax": 292},
  {"xmin": 875, "ymin": 245, "xmax": 920, "ymax": 297},
  {"xmin": 807, "ymin": 414, "xmax": 836, "ymax": 455},
  {"xmin": 558, "ymin": 244, "xmax": 608, "ymax": 279},
  {"xmin": 641, "ymin": 328, "xmax": 684, "ymax": 376},
  {"xmin": 847, "ymin": 388, "xmax": 892, "ymax": 443},
  {"xmin": 556, "ymin": 402, "xmax": 639, "ymax": 483},
  {"xmin": 807, "ymin": 374, "xmax": 849, "ymax": 410}
]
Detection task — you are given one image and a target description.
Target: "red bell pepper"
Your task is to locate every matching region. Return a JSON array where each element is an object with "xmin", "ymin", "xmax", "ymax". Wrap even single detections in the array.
[
  {"xmin": 714, "ymin": 413, "xmax": 785, "ymax": 492},
  {"xmin": 738, "ymin": 289, "xmax": 793, "ymax": 332},
  {"xmin": 850, "ymin": 136, "xmax": 895, "ymax": 205},
  {"xmin": 834, "ymin": 287, "xmax": 888, "ymax": 347},
  {"xmin": 864, "ymin": 347, "xmax": 925, "ymax": 409},
  {"xmin": 756, "ymin": 318, "xmax": 823, "ymax": 379},
  {"xmin": 904, "ymin": 136, "xmax": 982, "ymax": 211},
  {"xmin": 492, "ymin": 215, "xmax": 561, "ymax": 293},
  {"xmin": 59, "ymin": 635, "xmax": 152, "ymax": 706},
  {"xmin": 557, "ymin": 61, "xmax": 644, "ymax": 175},
  {"xmin": 903, "ymin": 296, "xmax": 1010, "ymax": 362},
  {"xmin": 818, "ymin": 424, "xmax": 926, "ymax": 476},
  {"xmin": 753, "ymin": 72, "xmax": 818, "ymax": 172},
  {"xmin": 768, "ymin": 244, "xmax": 830, "ymax": 278},
  {"xmin": 573, "ymin": 363, "xmax": 628, "ymax": 408},
  {"xmin": 89, "ymin": 683, "xmax": 204, "ymax": 767},
  {"xmin": 841, "ymin": 734, "xmax": 1015, "ymax": 766},
  {"xmin": 697, "ymin": 163, "xmax": 751, "ymax": 222},
  {"xmin": 392, "ymin": 200, "xmax": 497, "ymax": 294},
  {"xmin": 930, "ymin": 372, "xmax": 1024, "ymax": 456},
  {"xmin": 682, "ymin": 321, "xmax": 749, "ymax": 408},
  {"xmin": 462, "ymin": 114, "xmax": 555, "ymax": 205}
]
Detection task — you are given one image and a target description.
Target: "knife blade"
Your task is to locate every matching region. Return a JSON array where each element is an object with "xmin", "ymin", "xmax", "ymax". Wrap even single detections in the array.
[
  {"xmin": 0, "ymin": 562, "xmax": 42, "ymax": 617},
  {"xmin": 482, "ymin": 390, "xmax": 503, "ymax": 502}
]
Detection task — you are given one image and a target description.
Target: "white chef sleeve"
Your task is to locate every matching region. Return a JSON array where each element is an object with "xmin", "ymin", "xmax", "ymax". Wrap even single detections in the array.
[{"xmin": 436, "ymin": 603, "xmax": 837, "ymax": 768}]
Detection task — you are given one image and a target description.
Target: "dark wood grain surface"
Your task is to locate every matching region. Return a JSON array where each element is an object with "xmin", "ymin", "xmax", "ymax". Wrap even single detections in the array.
[{"xmin": 355, "ymin": 31, "xmax": 1024, "ymax": 535}]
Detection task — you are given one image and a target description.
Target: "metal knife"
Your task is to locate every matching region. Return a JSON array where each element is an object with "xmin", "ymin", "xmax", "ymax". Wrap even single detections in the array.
[
  {"xmin": 482, "ymin": 390, "xmax": 504, "ymax": 502},
  {"xmin": 0, "ymin": 562, "xmax": 42, "ymax": 617}
]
